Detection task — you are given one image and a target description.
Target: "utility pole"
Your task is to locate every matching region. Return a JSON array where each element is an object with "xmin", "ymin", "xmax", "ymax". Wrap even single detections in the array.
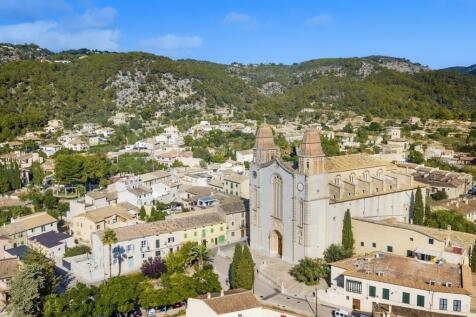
[{"xmin": 315, "ymin": 286, "xmax": 318, "ymax": 317}]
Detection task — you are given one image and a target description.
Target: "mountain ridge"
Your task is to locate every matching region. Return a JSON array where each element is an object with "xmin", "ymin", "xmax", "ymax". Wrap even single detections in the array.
[{"xmin": 0, "ymin": 43, "xmax": 475, "ymax": 141}]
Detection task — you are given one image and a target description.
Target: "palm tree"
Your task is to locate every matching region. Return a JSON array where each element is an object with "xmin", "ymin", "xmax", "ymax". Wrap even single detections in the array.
[
  {"xmin": 187, "ymin": 243, "xmax": 211, "ymax": 270},
  {"xmin": 102, "ymin": 229, "xmax": 117, "ymax": 278}
]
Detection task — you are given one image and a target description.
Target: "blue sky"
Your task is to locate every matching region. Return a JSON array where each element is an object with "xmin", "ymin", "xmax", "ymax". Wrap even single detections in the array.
[{"xmin": 0, "ymin": 0, "xmax": 475, "ymax": 68}]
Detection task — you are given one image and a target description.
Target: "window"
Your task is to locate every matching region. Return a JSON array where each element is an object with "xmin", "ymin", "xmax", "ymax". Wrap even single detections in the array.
[
  {"xmin": 335, "ymin": 175, "xmax": 341, "ymax": 186},
  {"xmin": 402, "ymin": 292, "xmax": 410, "ymax": 304},
  {"xmin": 439, "ymin": 298, "xmax": 447, "ymax": 311},
  {"xmin": 141, "ymin": 240, "xmax": 147, "ymax": 248},
  {"xmin": 194, "ymin": 231, "xmax": 197, "ymax": 237},
  {"xmin": 168, "ymin": 237, "xmax": 175, "ymax": 243},
  {"xmin": 369, "ymin": 286, "xmax": 376, "ymax": 297},
  {"xmin": 360, "ymin": 242, "xmax": 364, "ymax": 247},
  {"xmin": 382, "ymin": 288, "xmax": 389, "ymax": 300},
  {"xmin": 349, "ymin": 173, "xmax": 355, "ymax": 183},
  {"xmin": 220, "ymin": 226, "xmax": 224, "ymax": 232},
  {"xmin": 272, "ymin": 175, "xmax": 283, "ymax": 218},
  {"xmin": 345, "ymin": 280, "xmax": 362, "ymax": 294},
  {"xmin": 231, "ymin": 232, "xmax": 235, "ymax": 237},
  {"xmin": 372, "ymin": 242, "xmax": 376, "ymax": 248},
  {"xmin": 387, "ymin": 246, "xmax": 393, "ymax": 252},
  {"xmin": 410, "ymin": 237, "xmax": 413, "ymax": 241},
  {"xmin": 155, "ymin": 240, "xmax": 160, "ymax": 248},
  {"xmin": 298, "ymin": 199, "xmax": 304, "ymax": 227},
  {"xmin": 155, "ymin": 250, "xmax": 161, "ymax": 257},
  {"xmin": 202, "ymin": 229, "xmax": 206, "ymax": 238},
  {"xmin": 184, "ymin": 233, "xmax": 187, "ymax": 239},
  {"xmin": 453, "ymin": 300, "xmax": 461, "ymax": 312},
  {"xmin": 211, "ymin": 228, "xmax": 214, "ymax": 233},
  {"xmin": 417, "ymin": 295, "xmax": 425, "ymax": 307},
  {"xmin": 429, "ymin": 238, "xmax": 434, "ymax": 245}
]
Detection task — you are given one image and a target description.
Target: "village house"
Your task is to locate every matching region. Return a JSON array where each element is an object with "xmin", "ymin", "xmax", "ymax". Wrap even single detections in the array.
[
  {"xmin": 433, "ymin": 196, "xmax": 476, "ymax": 223},
  {"xmin": 0, "ymin": 212, "xmax": 57, "ymax": 247},
  {"xmin": 216, "ymin": 196, "xmax": 248, "ymax": 244},
  {"xmin": 40, "ymin": 143, "xmax": 62, "ymax": 157},
  {"xmin": 323, "ymin": 252, "xmax": 472, "ymax": 316},
  {"xmin": 44, "ymin": 119, "xmax": 64, "ymax": 133},
  {"xmin": 187, "ymin": 289, "xmax": 298, "ymax": 317},
  {"xmin": 352, "ymin": 218, "xmax": 475, "ymax": 265},
  {"xmin": 0, "ymin": 258, "xmax": 21, "ymax": 309},
  {"xmin": 71, "ymin": 203, "xmax": 139, "ymax": 245},
  {"xmin": 223, "ymin": 173, "xmax": 249, "ymax": 199},
  {"xmin": 71, "ymin": 210, "xmax": 227, "ymax": 281},
  {"xmin": 28, "ymin": 231, "xmax": 75, "ymax": 264}
]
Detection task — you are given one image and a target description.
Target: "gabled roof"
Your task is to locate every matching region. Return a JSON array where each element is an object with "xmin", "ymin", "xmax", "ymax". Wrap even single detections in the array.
[{"xmin": 0, "ymin": 212, "xmax": 56, "ymax": 237}]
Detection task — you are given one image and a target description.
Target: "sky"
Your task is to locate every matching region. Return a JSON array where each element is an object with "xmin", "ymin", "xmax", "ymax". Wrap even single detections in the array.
[{"xmin": 0, "ymin": 0, "xmax": 475, "ymax": 69}]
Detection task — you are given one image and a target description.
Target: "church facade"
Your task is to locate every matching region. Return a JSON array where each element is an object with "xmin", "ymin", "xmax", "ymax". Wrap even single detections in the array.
[{"xmin": 249, "ymin": 124, "xmax": 419, "ymax": 264}]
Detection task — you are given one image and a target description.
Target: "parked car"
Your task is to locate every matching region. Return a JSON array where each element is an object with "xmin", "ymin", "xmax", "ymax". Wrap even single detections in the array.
[{"xmin": 334, "ymin": 309, "xmax": 354, "ymax": 317}]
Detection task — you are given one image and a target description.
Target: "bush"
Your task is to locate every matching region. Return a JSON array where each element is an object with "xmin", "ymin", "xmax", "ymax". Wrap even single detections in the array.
[
  {"xmin": 140, "ymin": 257, "xmax": 167, "ymax": 279},
  {"xmin": 64, "ymin": 245, "xmax": 91, "ymax": 257},
  {"xmin": 430, "ymin": 190, "xmax": 448, "ymax": 201},
  {"xmin": 289, "ymin": 257, "xmax": 328, "ymax": 285},
  {"xmin": 323, "ymin": 244, "xmax": 352, "ymax": 263}
]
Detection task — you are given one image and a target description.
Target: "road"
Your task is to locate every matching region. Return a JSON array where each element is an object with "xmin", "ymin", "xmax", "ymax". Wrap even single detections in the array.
[{"xmin": 212, "ymin": 244, "xmax": 348, "ymax": 317}]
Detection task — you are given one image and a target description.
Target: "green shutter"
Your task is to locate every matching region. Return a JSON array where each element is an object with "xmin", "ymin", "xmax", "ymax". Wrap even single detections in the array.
[
  {"xmin": 417, "ymin": 295, "xmax": 425, "ymax": 307},
  {"xmin": 382, "ymin": 288, "xmax": 390, "ymax": 300},
  {"xmin": 402, "ymin": 292, "xmax": 410, "ymax": 304},
  {"xmin": 155, "ymin": 250, "xmax": 161, "ymax": 257},
  {"xmin": 155, "ymin": 239, "xmax": 160, "ymax": 248},
  {"xmin": 202, "ymin": 229, "xmax": 206, "ymax": 238},
  {"xmin": 219, "ymin": 235, "xmax": 225, "ymax": 244},
  {"xmin": 369, "ymin": 286, "xmax": 376, "ymax": 297}
]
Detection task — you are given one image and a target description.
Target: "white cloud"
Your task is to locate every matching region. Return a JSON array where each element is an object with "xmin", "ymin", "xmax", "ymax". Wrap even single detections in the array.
[
  {"xmin": 307, "ymin": 14, "xmax": 333, "ymax": 26},
  {"xmin": 0, "ymin": 20, "xmax": 120, "ymax": 51},
  {"xmin": 223, "ymin": 12, "xmax": 251, "ymax": 24},
  {"xmin": 138, "ymin": 34, "xmax": 202, "ymax": 51},
  {"xmin": 62, "ymin": 7, "xmax": 117, "ymax": 30}
]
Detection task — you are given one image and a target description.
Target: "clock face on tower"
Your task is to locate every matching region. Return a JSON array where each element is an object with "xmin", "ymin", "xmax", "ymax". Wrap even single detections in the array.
[{"xmin": 297, "ymin": 182, "xmax": 304, "ymax": 191}]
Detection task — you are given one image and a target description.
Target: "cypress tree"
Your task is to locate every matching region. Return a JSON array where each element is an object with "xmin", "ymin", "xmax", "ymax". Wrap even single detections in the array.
[
  {"xmin": 139, "ymin": 206, "xmax": 146, "ymax": 221},
  {"xmin": 471, "ymin": 243, "xmax": 476, "ymax": 273},
  {"xmin": 413, "ymin": 187, "xmax": 424, "ymax": 225},
  {"xmin": 240, "ymin": 245, "xmax": 255, "ymax": 290},
  {"xmin": 342, "ymin": 210, "xmax": 354, "ymax": 251},
  {"xmin": 424, "ymin": 197, "xmax": 431, "ymax": 224},
  {"xmin": 229, "ymin": 244, "xmax": 242, "ymax": 289}
]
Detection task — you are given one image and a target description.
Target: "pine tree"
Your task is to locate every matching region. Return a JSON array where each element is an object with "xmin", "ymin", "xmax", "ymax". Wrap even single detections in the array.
[
  {"xmin": 229, "ymin": 244, "xmax": 242, "ymax": 289},
  {"xmin": 471, "ymin": 243, "xmax": 476, "ymax": 273},
  {"xmin": 342, "ymin": 210, "xmax": 354, "ymax": 251},
  {"xmin": 413, "ymin": 187, "xmax": 424, "ymax": 225}
]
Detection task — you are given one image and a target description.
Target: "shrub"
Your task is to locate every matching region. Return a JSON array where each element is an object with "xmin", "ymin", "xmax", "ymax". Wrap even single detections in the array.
[{"xmin": 289, "ymin": 257, "xmax": 328, "ymax": 285}]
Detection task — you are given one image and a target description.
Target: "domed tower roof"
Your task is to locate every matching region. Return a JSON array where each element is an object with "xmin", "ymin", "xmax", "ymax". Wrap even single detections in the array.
[
  {"xmin": 255, "ymin": 124, "xmax": 278, "ymax": 149},
  {"xmin": 299, "ymin": 128, "xmax": 325, "ymax": 157}
]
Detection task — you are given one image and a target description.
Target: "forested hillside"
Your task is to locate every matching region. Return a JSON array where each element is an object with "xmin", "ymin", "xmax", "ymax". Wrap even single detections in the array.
[{"xmin": 0, "ymin": 43, "xmax": 475, "ymax": 141}]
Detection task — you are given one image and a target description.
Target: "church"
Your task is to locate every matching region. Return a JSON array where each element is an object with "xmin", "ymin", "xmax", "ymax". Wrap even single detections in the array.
[{"xmin": 249, "ymin": 124, "xmax": 419, "ymax": 264}]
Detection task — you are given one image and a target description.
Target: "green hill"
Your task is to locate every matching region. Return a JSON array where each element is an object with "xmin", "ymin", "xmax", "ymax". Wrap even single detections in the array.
[{"xmin": 0, "ymin": 43, "xmax": 475, "ymax": 141}]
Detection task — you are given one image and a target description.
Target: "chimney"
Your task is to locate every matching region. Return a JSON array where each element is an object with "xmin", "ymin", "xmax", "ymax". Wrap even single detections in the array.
[
  {"xmin": 447, "ymin": 225, "xmax": 452, "ymax": 231},
  {"xmin": 207, "ymin": 293, "xmax": 211, "ymax": 299},
  {"xmin": 220, "ymin": 290, "xmax": 224, "ymax": 297}
]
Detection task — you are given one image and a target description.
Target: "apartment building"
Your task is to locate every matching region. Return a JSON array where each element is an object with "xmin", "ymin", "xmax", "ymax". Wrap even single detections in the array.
[{"xmin": 87, "ymin": 209, "xmax": 226, "ymax": 279}]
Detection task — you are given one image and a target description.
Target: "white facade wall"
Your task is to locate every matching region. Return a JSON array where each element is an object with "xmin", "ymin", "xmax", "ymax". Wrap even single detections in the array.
[{"xmin": 328, "ymin": 269, "xmax": 471, "ymax": 315}]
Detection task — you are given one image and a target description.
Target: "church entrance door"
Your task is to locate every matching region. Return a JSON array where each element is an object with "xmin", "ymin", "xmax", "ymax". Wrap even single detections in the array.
[{"xmin": 270, "ymin": 230, "xmax": 283, "ymax": 258}]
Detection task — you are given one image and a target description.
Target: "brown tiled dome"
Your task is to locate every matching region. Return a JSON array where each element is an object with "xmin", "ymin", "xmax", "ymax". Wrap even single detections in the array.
[
  {"xmin": 255, "ymin": 124, "xmax": 278, "ymax": 149},
  {"xmin": 299, "ymin": 128, "xmax": 324, "ymax": 157}
]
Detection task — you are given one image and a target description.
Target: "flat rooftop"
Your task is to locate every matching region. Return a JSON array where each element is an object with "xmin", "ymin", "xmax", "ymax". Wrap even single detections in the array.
[{"xmin": 332, "ymin": 252, "xmax": 472, "ymax": 295}]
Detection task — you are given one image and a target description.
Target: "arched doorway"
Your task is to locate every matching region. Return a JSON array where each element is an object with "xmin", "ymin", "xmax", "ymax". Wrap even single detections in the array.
[{"xmin": 270, "ymin": 230, "xmax": 283, "ymax": 258}]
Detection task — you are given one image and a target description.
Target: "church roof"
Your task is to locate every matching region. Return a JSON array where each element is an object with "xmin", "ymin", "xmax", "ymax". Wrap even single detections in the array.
[
  {"xmin": 325, "ymin": 154, "xmax": 391, "ymax": 173},
  {"xmin": 298, "ymin": 128, "xmax": 324, "ymax": 157},
  {"xmin": 254, "ymin": 124, "xmax": 278, "ymax": 150}
]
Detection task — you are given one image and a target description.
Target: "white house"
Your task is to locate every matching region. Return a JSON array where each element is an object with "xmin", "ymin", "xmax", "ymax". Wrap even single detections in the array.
[{"xmin": 322, "ymin": 252, "xmax": 472, "ymax": 316}]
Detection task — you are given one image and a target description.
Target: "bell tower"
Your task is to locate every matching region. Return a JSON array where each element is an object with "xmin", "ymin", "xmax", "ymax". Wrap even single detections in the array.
[
  {"xmin": 253, "ymin": 124, "xmax": 280, "ymax": 165},
  {"xmin": 298, "ymin": 128, "xmax": 326, "ymax": 175}
]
